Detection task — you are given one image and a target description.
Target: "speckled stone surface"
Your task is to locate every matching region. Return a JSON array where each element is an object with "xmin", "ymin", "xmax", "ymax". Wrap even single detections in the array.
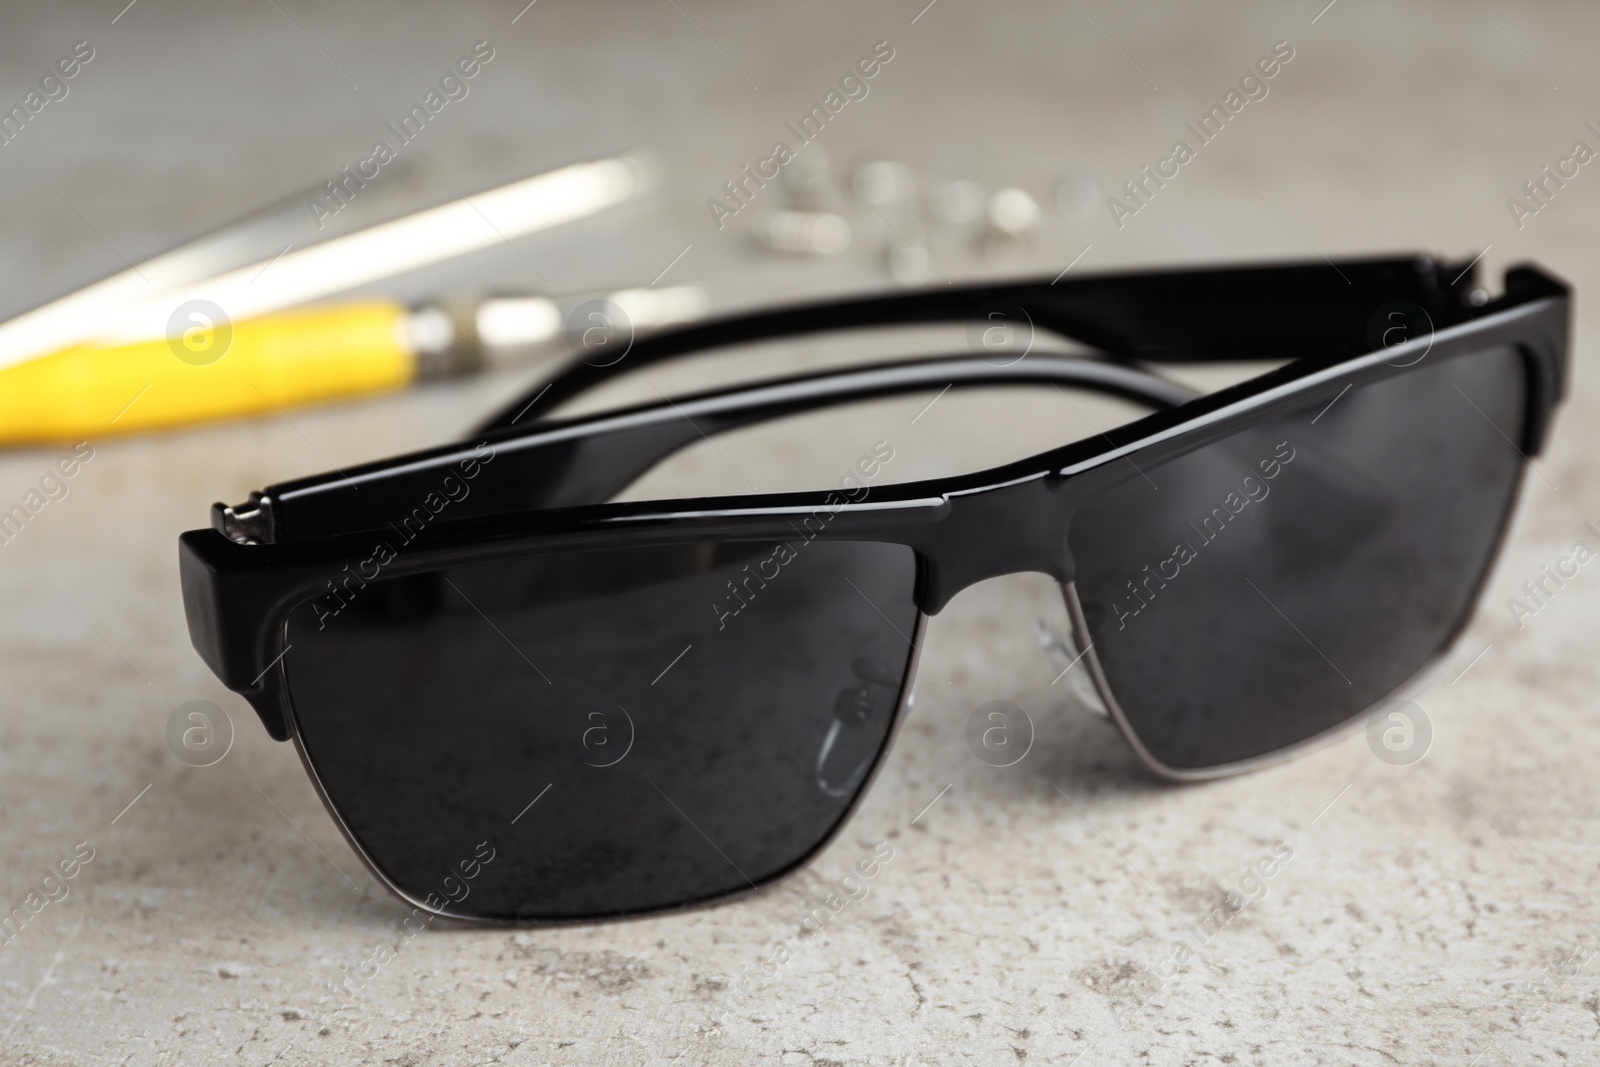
[{"xmin": 1, "ymin": 2, "xmax": 1598, "ymax": 1064}]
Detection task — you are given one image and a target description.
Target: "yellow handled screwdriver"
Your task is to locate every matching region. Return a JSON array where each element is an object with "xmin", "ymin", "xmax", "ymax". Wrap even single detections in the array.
[{"xmin": 0, "ymin": 286, "xmax": 706, "ymax": 446}]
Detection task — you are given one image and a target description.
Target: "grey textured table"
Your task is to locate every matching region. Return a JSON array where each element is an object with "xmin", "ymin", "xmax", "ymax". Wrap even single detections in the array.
[{"xmin": 1, "ymin": 1, "xmax": 1597, "ymax": 1064}]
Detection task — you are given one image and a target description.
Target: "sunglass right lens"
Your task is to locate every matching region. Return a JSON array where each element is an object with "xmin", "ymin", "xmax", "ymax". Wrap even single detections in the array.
[{"xmin": 281, "ymin": 537, "xmax": 919, "ymax": 919}]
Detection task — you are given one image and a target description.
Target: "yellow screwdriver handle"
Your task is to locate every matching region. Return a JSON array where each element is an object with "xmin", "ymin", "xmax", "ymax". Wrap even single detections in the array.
[{"xmin": 0, "ymin": 301, "xmax": 416, "ymax": 446}]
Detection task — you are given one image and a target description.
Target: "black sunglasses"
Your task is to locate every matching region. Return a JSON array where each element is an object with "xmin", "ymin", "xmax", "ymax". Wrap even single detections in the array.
[{"xmin": 180, "ymin": 254, "xmax": 1569, "ymax": 924}]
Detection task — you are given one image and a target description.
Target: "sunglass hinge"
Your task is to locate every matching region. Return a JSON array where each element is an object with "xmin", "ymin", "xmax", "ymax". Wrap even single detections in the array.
[{"xmin": 211, "ymin": 493, "xmax": 275, "ymax": 545}]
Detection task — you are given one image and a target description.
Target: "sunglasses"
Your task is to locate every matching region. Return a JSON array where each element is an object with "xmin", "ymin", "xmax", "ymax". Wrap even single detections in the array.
[{"xmin": 180, "ymin": 254, "xmax": 1569, "ymax": 923}]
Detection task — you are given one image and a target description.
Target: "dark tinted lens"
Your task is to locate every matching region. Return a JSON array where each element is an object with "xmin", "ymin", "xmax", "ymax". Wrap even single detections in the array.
[
  {"xmin": 1069, "ymin": 346, "xmax": 1527, "ymax": 770},
  {"xmin": 283, "ymin": 538, "xmax": 918, "ymax": 919}
]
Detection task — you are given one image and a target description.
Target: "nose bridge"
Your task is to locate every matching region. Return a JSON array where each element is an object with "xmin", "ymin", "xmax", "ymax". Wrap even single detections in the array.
[{"xmin": 913, "ymin": 475, "xmax": 1074, "ymax": 613}]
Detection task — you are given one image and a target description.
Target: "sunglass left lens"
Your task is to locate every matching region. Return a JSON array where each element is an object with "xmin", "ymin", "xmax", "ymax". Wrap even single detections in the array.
[
  {"xmin": 1066, "ymin": 343, "xmax": 1528, "ymax": 772},
  {"xmin": 281, "ymin": 537, "xmax": 918, "ymax": 920}
]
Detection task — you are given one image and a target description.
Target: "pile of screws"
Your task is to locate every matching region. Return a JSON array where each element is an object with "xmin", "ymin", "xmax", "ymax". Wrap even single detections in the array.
[{"xmin": 748, "ymin": 150, "xmax": 1100, "ymax": 285}]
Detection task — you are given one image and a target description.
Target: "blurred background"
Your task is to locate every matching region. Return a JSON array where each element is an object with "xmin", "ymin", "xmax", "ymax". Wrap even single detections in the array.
[{"xmin": 1, "ymin": 2, "xmax": 1598, "ymax": 1064}]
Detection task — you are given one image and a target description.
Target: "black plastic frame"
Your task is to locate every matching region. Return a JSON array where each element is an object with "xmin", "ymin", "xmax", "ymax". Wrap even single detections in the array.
[{"xmin": 178, "ymin": 254, "xmax": 1569, "ymax": 913}]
